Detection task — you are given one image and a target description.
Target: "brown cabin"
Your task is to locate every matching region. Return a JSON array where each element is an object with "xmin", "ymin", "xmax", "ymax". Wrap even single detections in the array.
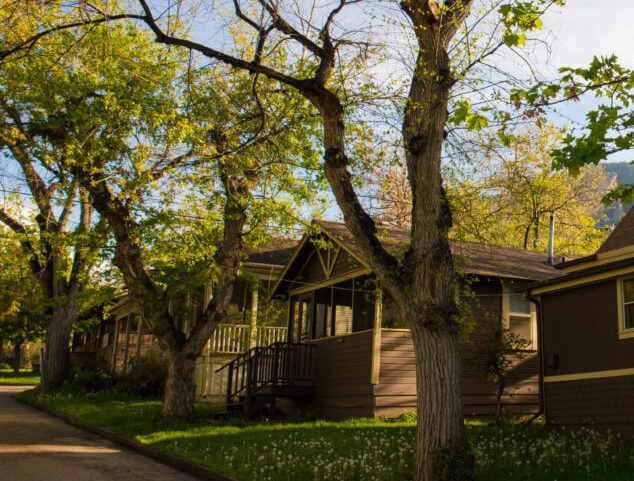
[
  {"xmin": 222, "ymin": 221, "xmax": 560, "ymax": 419},
  {"xmin": 71, "ymin": 242, "xmax": 298, "ymax": 402},
  {"xmin": 527, "ymin": 207, "xmax": 634, "ymax": 438}
]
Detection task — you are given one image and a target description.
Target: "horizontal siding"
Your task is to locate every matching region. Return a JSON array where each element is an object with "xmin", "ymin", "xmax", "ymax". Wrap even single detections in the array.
[
  {"xmin": 312, "ymin": 330, "xmax": 374, "ymax": 418},
  {"xmin": 377, "ymin": 329, "xmax": 539, "ymax": 417},
  {"xmin": 545, "ymin": 375, "xmax": 634, "ymax": 437}
]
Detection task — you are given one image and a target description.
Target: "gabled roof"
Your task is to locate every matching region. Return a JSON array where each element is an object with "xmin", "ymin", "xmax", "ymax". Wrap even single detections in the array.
[
  {"xmin": 244, "ymin": 240, "xmax": 299, "ymax": 266},
  {"xmin": 526, "ymin": 207, "xmax": 634, "ymax": 294},
  {"xmin": 542, "ymin": 206, "xmax": 634, "ymax": 275},
  {"xmin": 312, "ymin": 220, "xmax": 561, "ymax": 281},
  {"xmin": 597, "ymin": 206, "xmax": 634, "ymax": 254}
]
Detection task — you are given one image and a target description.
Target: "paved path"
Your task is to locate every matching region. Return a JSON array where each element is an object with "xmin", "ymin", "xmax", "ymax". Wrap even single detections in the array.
[{"xmin": 0, "ymin": 385, "xmax": 203, "ymax": 481}]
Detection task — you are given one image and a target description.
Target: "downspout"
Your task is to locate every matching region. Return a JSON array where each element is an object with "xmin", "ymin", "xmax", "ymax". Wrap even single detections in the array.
[{"xmin": 523, "ymin": 293, "xmax": 545, "ymax": 426}]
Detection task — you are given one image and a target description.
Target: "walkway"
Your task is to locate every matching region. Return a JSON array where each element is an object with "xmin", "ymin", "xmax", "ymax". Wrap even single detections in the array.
[{"xmin": 0, "ymin": 385, "xmax": 203, "ymax": 481}]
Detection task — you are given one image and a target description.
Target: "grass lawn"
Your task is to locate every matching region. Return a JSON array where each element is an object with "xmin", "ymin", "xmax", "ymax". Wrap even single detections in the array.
[
  {"xmin": 18, "ymin": 388, "xmax": 634, "ymax": 481},
  {"xmin": 0, "ymin": 368, "xmax": 40, "ymax": 385}
]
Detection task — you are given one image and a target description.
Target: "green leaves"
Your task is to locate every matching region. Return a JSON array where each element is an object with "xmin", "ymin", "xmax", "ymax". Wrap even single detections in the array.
[
  {"xmin": 448, "ymin": 124, "xmax": 611, "ymax": 255},
  {"xmin": 450, "ymin": 100, "xmax": 489, "ymax": 131},
  {"xmin": 498, "ymin": 1, "xmax": 563, "ymax": 46},
  {"xmin": 510, "ymin": 51, "xmax": 633, "ymax": 202}
]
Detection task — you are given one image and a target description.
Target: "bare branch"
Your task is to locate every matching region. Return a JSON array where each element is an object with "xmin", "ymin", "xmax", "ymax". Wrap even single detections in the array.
[{"xmin": 56, "ymin": 179, "xmax": 79, "ymax": 233}]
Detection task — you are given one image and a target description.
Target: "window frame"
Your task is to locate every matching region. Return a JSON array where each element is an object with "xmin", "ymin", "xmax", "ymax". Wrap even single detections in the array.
[
  {"xmin": 617, "ymin": 277, "xmax": 634, "ymax": 339},
  {"xmin": 502, "ymin": 283, "xmax": 537, "ymax": 350}
]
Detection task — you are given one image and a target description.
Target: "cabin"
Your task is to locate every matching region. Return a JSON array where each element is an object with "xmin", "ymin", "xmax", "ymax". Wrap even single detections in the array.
[
  {"xmin": 71, "ymin": 242, "xmax": 297, "ymax": 402},
  {"xmin": 222, "ymin": 220, "xmax": 561, "ymax": 419},
  {"xmin": 526, "ymin": 207, "xmax": 634, "ymax": 438}
]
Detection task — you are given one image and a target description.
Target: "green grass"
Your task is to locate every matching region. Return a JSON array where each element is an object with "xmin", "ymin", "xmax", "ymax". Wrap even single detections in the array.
[
  {"xmin": 0, "ymin": 369, "xmax": 40, "ymax": 385},
  {"xmin": 18, "ymin": 388, "xmax": 634, "ymax": 481}
]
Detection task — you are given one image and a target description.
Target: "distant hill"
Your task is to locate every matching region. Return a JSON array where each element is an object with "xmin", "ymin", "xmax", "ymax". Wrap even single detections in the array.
[{"xmin": 604, "ymin": 162, "xmax": 634, "ymax": 226}]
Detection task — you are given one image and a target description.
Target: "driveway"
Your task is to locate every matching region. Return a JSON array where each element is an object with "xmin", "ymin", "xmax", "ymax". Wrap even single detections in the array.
[{"xmin": 0, "ymin": 385, "xmax": 205, "ymax": 481}]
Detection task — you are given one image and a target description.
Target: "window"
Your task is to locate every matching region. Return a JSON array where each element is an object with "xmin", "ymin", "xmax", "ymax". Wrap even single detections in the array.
[
  {"xmin": 503, "ymin": 285, "xmax": 536, "ymax": 349},
  {"xmin": 621, "ymin": 278, "xmax": 634, "ymax": 331}
]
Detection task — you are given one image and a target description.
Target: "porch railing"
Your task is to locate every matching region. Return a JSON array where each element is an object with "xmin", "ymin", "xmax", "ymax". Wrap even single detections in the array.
[
  {"xmin": 218, "ymin": 342, "xmax": 315, "ymax": 411},
  {"xmin": 210, "ymin": 325, "xmax": 287, "ymax": 354}
]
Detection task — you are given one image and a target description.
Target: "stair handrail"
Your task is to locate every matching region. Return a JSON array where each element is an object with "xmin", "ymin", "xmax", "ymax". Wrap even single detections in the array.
[{"xmin": 217, "ymin": 342, "xmax": 315, "ymax": 407}]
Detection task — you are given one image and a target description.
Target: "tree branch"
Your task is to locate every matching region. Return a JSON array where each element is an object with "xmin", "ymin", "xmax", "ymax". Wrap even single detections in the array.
[
  {"xmin": 0, "ymin": 208, "xmax": 42, "ymax": 274},
  {"xmin": 0, "ymin": 14, "xmax": 145, "ymax": 62}
]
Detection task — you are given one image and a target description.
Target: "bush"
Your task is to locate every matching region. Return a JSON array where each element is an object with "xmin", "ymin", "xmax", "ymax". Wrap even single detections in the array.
[
  {"xmin": 117, "ymin": 349, "xmax": 167, "ymax": 397},
  {"xmin": 70, "ymin": 367, "xmax": 116, "ymax": 392}
]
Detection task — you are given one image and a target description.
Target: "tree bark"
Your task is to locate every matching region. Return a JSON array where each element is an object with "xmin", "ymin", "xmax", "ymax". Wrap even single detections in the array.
[
  {"xmin": 41, "ymin": 304, "xmax": 78, "ymax": 389},
  {"xmin": 12, "ymin": 340, "xmax": 23, "ymax": 375},
  {"xmin": 411, "ymin": 324, "xmax": 470, "ymax": 481},
  {"xmin": 163, "ymin": 349, "xmax": 198, "ymax": 421}
]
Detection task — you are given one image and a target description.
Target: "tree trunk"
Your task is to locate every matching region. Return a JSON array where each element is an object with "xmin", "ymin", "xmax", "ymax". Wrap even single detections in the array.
[
  {"xmin": 411, "ymin": 324, "xmax": 473, "ymax": 481},
  {"xmin": 162, "ymin": 350, "xmax": 198, "ymax": 421},
  {"xmin": 12, "ymin": 340, "xmax": 23, "ymax": 375},
  {"xmin": 41, "ymin": 305, "xmax": 77, "ymax": 390}
]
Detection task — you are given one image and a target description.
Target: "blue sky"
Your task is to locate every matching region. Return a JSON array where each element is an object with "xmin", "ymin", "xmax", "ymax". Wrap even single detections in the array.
[
  {"xmin": 544, "ymin": 1, "xmax": 634, "ymax": 69},
  {"xmin": 538, "ymin": 1, "xmax": 634, "ymax": 162}
]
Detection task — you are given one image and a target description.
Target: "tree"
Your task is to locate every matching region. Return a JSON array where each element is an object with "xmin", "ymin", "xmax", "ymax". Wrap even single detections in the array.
[
  {"xmin": 0, "ymin": 5, "xmax": 109, "ymax": 388},
  {"xmin": 83, "ymin": 62, "xmax": 324, "ymax": 420},
  {"xmin": 370, "ymin": 124, "xmax": 611, "ymax": 255},
  {"xmin": 510, "ymin": 55, "xmax": 634, "ymax": 202},
  {"xmin": 1, "ymin": 0, "xmax": 566, "ymax": 478},
  {"xmin": 0, "ymin": 228, "xmax": 45, "ymax": 373},
  {"xmin": 449, "ymin": 125, "xmax": 611, "ymax": 254},
  {"xmin": 2, "ymin": 1, "xmax": 326, "ymax": 419}
]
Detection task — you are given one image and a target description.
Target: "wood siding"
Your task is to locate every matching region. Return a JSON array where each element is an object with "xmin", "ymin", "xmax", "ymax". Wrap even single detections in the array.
[
  {"xmin": 544, "ymin": 376, "xmax": 634, "ymax": 438},
  {"xmin": 540, "ymin": 278, "xmax": 634, "ymax": 434},
  {"xmin": 311, "ymin": 330, "xmax": 375, "ymax": 418},
  {"xmin": 374, "ymin": 330, "xmax": 416, "ymax": 417},
  {"xmin": 461, "ymin": 277, "xmax": 539, "ymax": 416},
  {"xmin": 375, "ymin": 329, "xmax": 539, "ymax": 418},
  {"xmin": 541, "ymin": 279, "xmax": 634, "ymax": 378}
]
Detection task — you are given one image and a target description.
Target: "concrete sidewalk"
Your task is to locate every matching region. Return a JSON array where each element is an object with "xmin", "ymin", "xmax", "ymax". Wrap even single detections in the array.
[{"xmin": 0, "ymin": 385, "xmax": 214, "ymax": 481}]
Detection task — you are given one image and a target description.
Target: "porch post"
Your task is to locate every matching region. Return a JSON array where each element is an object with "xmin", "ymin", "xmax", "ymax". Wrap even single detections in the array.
[
  {"xmin": 370, "ymin": 286, "xmax": 383, "ymax": 385},
  {"xmin": 122, "ymin": 315, "xmax": 132, "ymax": 373},
  {"xmin": 134, "ymin": 316, "xmax": 143, "ymax": 361},
  {"xmin": 110, "ymin": 318, "xmax": 120, "ymax": 375},
  {"xmin": 249, "ymin": 288, "xmax": 259, "ymax": 349}
]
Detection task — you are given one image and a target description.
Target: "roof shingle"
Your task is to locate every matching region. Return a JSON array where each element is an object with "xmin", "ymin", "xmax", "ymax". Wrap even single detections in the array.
[{"xmin": 316, "ymin": 220, "xmax": 560, "ymax": 281}]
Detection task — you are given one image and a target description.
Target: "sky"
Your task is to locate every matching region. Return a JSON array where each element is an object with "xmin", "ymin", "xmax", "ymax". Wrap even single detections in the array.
[
  {"xmin": 543, "ymin": 1, "xmax": 634, "ymax": 69},
  {"xmin": 534, "ymin": 1, "xmax": 634, "ymax": 161}
]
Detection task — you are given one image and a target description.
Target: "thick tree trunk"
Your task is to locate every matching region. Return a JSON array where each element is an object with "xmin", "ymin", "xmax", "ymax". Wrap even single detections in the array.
[
  {"xmin": 41, "ymin": 305, "xmax": 77, "ymax": 390},
  {"xmin": 411, "ymin": 324, "xmax": 471, "ymax": 481},
  {"xmin": 162, "ymin": 350, "xmax": 198, "ymax": 421},
  {"xmin": 12, "ymin": 340, "xmax": 23, "ymax": 375}
]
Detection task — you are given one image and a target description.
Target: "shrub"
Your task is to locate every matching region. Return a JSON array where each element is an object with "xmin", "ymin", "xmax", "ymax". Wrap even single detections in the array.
[
  {"xmin": 70, "ymin": 367, "xmax": 116, "ymax": 392},
  {"xmin": 117, "ymin": 348, "xmax": 167, "ymax": 397}
]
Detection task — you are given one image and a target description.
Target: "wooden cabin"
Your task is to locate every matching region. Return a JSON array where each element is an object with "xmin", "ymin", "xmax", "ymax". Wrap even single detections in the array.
[
  {"xmin": 223, "ymin": 221, "xmax": 561, "ymax": 419},
  {"xmin": 72, "ymin": 242, "xmax": 297, "ymax": 402},
  {"xmin": 527, "ymin": 207, "xmax": 634, "ymax": 438}
]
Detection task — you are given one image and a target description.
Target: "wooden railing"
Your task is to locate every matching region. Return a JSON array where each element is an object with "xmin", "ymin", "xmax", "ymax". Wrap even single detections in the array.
[
  {"xmin": 210, "ymin": 325, "xmax": 287, "ymax": 354},
  {"xmin": 218, "ymin": 342, "xmax": 315, "ymax": 411}
]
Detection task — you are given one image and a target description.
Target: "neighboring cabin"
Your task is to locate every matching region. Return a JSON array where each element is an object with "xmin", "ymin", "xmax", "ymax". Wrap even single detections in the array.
[
  {"xmin": 71, "ymin": 242, "xmax": 297, "ymax": 402},
  {"xmin": 527, "ymin": 207, "xmax": 634, "ymax": 438},
  {"xmin": 254, "ymin": 220, "xmax": 561, "ymax": 419}
]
